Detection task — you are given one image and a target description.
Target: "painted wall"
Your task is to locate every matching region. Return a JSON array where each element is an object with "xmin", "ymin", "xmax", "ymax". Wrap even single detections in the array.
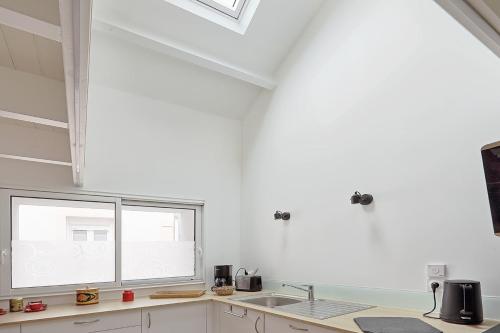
[
  {"xmin": 83, "ymin": 84, "xmax": 242, "ymax": 281},
  {"xmin": 241, "ymin": 0, "xmax": 500, "ymax": 300}
]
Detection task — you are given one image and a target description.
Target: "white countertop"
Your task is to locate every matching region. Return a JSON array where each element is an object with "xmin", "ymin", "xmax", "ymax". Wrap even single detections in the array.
[{"xmin": 0, "ymin": 291, "xmax": 497, "ymax": 333}]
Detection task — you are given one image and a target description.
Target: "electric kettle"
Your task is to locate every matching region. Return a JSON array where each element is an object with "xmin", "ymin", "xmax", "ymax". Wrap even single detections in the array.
[{"xmin": 440, "ymin": 280, "xmax": 483, "ymax": 325}]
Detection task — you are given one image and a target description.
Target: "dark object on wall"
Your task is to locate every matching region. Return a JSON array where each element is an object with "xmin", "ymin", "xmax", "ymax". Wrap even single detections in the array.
[
  {"xmin": 481, "ymin": 141, "xmax": 500, "ymax": 236},
  {"xmin": 440, "ymin": 280, "xmax": 483, "ymax": 325},
  {"xmin": 351, "ymin": 191, "xmax": 373, "ymax": 205},
  {"xmin": 214, "ymin": 265, "xmax": 233, "ymax": 287},
  {"xmin": 274, "ymin": 211, "xmax": 291, "ymax": 220}
]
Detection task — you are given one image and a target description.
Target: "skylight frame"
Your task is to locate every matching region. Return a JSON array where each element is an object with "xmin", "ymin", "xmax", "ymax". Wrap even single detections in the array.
[{"xmin": 195, "ymin": 0, "xmax": 247, "ymax": 19}]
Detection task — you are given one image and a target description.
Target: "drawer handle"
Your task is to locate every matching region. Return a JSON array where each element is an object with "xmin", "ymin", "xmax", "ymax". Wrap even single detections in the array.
[
  {"xmin": 254, "ymin": 316, "xmax": 261, "ymax": 333},
  {"xmin": 224, "ymin": 305, "xmax": 247, "ymax": 318},
  {"xmin": 74, "ymin": 319, "xmax": 100, "ymax": 325},
  {"xmin": 289, "ymin": 324, "xmax": 309, "ymax": 331},
  {"xmin": 148, "ymin": 312, "xmax": 151, "ymax": 328}
]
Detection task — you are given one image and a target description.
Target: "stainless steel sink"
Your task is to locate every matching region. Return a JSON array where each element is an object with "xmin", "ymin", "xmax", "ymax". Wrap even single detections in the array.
[
  {"xmin": 231, "ymin": 294, "xmax": 374, "ymax": 320},
  {"xmin": 231, "ymin": 295, "xmax": 303, "ymax": 308}
]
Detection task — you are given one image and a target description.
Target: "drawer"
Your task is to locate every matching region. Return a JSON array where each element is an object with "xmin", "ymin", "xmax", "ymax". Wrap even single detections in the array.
[
  {"xmin": 0, "ymin": 324, "xmax": 20, "ymax": 333},
  {"xmin": 266, "ymin": 314, "xmax": 340, "ymax": 333},
  {"xmin": 22, "ymin": 309, "xmax": 141, "ymax": 333}
]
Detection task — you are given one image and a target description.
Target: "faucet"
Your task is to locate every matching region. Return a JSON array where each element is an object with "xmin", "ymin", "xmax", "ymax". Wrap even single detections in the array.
[{"xmin": 282, "ymin": 283, "xmax": 314, "ymax": 301}]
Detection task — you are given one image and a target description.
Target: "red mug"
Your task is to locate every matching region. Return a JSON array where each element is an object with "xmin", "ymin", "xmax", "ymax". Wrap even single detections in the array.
[
  {"xmin": 28, "ymin": 301, "xmax": 43, "ymax": 311},
  {"xmin": 122, "ymin": 290, "xmax": 134, "ymax": 302}
]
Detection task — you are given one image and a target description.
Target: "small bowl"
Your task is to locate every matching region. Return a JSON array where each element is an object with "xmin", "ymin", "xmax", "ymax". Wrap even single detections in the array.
[
  {"xmin": 212, "ymin": 286, "xmax": 234, "ymax": 296},
  {"xmin": 27, "ymin": 302, "xmax": 44, "ymax": 311}
]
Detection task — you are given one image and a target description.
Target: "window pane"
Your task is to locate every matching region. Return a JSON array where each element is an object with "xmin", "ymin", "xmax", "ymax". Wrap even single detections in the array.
[
  {"xmin": 212, "ymin": 0, "xmax": 239, "ymax": 9},
  {"xmin": 11, "ymin": 197, "xmax": 115, "ymax": 288},
  {"xmin": 122, "ymin": 205, "xmax": 195, "ymax": 281}
]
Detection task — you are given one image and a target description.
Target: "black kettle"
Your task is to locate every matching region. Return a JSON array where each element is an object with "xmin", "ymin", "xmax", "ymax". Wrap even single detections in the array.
[{"xmin": 440, "ymin": 280, "xmax": 483, "ymax": 325}]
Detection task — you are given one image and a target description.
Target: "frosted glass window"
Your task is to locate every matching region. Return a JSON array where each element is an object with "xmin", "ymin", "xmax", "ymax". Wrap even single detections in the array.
[
  {"xmin": 122, "ymin": 205, "xmax": 195, "ymax": 281},
  {"xmin": 11, "ymin": 197, "xmax": 115, "ymax": 289}
]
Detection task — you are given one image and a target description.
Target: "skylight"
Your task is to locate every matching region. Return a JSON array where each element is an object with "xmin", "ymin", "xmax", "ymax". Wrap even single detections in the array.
[{"xmin": 196, "ymin": 0, "xmax": 247, "ymax": 19}]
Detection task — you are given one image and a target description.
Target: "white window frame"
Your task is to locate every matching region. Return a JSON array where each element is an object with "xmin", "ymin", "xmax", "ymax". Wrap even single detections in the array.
[
  {"xmin": 195, "ymin": 0, "xmax": 247, "ymax": 19},
  {"xmin": 0, "ymin": 189, "xmax": 204, "ymax": 297}
]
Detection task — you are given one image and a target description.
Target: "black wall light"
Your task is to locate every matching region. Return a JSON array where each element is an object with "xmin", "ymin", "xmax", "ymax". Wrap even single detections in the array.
[
  {"xmin": 351, "ymin": 191, "xmax": 373, "ymax": 205},
  {"xmin": 274, "ymin": 211, "xmax": 291, "ymax": 220}
]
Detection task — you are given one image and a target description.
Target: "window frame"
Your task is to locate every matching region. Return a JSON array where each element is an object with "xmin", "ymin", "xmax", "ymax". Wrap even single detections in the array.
[
  {"xmin": 0, "ymin": 188, "xmax": 204, "ymax": 297},
  {"xmin": 195, "ymin": 0, "xmax": 247, "ymax": 19}
]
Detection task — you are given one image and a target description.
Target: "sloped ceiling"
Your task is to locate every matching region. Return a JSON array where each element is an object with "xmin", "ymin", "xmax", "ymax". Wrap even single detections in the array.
[{"xmin": 90, "ymin": 0, "xmax": 325, "ymax": 118}]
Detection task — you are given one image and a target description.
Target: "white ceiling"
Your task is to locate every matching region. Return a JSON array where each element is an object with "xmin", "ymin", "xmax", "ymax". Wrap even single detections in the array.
[
  {"xmin": 0, "ymin": 0, "xmax": 60, "ymax": 25},
  {"xmin": 90, "ymin": 30, "xmax": 262, "ymax": 119},
  {"xmin": 93, "ymin": 0, "xmax": 324, "ymax": 76},
  {"xmin": 90, "ymin": 0, "xmax": 324, "ymax": 118},
  {"xmin": 0, "ymin": 24, "xmax": 64, "ymax": 81}
]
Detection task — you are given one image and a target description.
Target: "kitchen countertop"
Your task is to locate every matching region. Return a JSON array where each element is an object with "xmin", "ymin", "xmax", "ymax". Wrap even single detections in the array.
[{"xmin": 0, "ymin": 291, "xmax": 497, "ymax": 333}]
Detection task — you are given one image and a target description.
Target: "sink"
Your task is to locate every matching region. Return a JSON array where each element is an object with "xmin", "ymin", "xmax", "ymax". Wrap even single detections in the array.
[
  {"xmin": 231, "ymin": 295, "xmax": 374, "ymax": 320},
  {"xmin": 231, "ymin": 295, "xmax": 303, "ymax": 308}
]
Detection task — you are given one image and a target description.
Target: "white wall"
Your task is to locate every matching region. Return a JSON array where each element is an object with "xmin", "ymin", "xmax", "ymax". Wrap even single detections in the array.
[
  {"xmin": 83, "ymin": 84, "xmax": 242, "ymax": 281},
  {"xmin": 241, "ymin": 0, "xmax": 500, "ymax": 298}
]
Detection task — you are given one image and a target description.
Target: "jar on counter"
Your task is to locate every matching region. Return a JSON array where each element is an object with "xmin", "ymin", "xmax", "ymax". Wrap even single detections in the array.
[{"xmin": 9, "ymin": 298, "xmax": 23, "ymax": 312}]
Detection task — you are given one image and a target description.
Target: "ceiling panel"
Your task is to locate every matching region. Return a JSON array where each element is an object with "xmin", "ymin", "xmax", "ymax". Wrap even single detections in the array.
[
  {"xmin": 35, "ymin": 35, "xmax": 64, "ymax": 81},
  {"xmin": 0, "ymin": 24, "xmax": 64, "ymax": 81},
  {"xmin": 0, "ymin": 0, "xmax": 60, "ymax": 25},
  {"xmin": 0, "ymin": 26, "xmax": 13, "ymax": 68},
  {"xmin": 1, "ymin": 24, "xmax": 41, "ymax": 75}
]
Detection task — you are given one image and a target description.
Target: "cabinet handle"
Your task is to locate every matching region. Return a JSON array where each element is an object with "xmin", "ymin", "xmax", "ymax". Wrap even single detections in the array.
[
  {"xmin": 289, "ymin": 324, "xmax": 309, "ymax": 331},
  {"xmin": 224, "ymin": 305, "xmax": 247, "ymax": 318},
  {"xmin": 254, "ymin": 316, "xmax": 261, "ymax": 333},
  {"xmin": 148, "ymin": 312, "xmax": 151, "ymax": 328},
  {"xmin": 74, "ymin": 319, "xmax": 100, "ymax": 325}
]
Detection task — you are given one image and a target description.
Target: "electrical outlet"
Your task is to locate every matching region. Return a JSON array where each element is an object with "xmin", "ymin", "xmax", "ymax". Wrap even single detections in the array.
[
  {"xmin": 426, "ymin": 264, "xmax": 446, "ymax": 291},
  {"xmin": 427, "ymin": 264, "xmax": 446, "ymax": 278}
]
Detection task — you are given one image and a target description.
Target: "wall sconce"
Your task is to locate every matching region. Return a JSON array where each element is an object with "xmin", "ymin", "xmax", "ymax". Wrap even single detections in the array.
[
  {"xmin": 351, "ymin": 191, "xmax": 373, "ymax": 205},
  {"xmin": 274, "ymin": 211, "xmax": 291, "ymax": 221}
]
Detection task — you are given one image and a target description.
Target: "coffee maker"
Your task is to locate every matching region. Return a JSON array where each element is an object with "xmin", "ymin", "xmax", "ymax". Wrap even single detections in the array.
[{"xmin": 214, "ymin": 265, "xmax": 233, "ymax": 287}]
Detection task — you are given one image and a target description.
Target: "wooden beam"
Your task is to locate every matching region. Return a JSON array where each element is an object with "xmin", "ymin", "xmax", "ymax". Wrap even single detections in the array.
[
  {"xmin": 434, "ymin": 0, "xmax": 500, "ymax": 58},
  {"xmin": 0, "ymin": 109, "xmax": 68, "ymax": 129},
  {"xmin": 0, "ymin": 6, "xmax": 61, "ymax": 42},
  {"xmin": 59, "ymin": 0, "xmax": 92, "ymax": 186},
  {"xmin": 93, "ymin": 19, "xmax": 277, "ymax": 90},
  {"xmin": 0, "ymin": 154, "xmax": 72, "ymax": 166}
]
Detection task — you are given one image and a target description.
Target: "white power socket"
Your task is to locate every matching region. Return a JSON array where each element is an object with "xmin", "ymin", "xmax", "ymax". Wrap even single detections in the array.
[{"xmin": 426, "ymin": 264, "xmax": 446, "ymax": 292}]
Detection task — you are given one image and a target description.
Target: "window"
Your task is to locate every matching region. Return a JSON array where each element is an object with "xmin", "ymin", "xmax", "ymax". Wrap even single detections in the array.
[
  {"xmin": 0, "ymin": 189, "xmax": 203, "ymax": 296},
  {"xmin": 196, "ymin": 0, "xmax": 247, "ymax": 19},
  {"xmin": 121, "ymin": 204, "xmax": 197, "ymax": 281}
]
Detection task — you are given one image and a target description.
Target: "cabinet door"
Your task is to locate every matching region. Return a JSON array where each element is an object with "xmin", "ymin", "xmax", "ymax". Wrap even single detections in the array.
[
  {"xmin": 97, "ymin": 327, "xmax": 141, "ymax": 333},
  {"xmin": 266, "ymin": 315, "xmax": 339, "ymax": 333},
  {"xmin": 21, "ymin": 309, "xmax": 141, "ymax": 333},
  {"xmin": 142, "ymin": 302, "xmax": 207, "ymax": 333},
  {"xmin": 0, "ymin": 324, "xmax": 20, "ymax": 333},
  {"xmin": 218, "ymin": 303, "xmax": 264, "ymax": 333}
]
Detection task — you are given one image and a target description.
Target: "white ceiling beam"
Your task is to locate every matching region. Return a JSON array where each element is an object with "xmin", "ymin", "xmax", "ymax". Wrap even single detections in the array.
[
  {"xmin": 435, "ymin": 0, "xmax": 500, "ymax": 58},
  {"xmin": 0, "ymin": 109, "xmax": 68, "ymax": 129},
  {"xmin": 0, "ymin": 154, "xmax": 72, "ymax": 166},
  {"xmin": 93, "ymin": 19, "xmax": 277, "ymax": 90},
  {"xmin": 59, "ymin": 0, "xmax": 92, "ymax": 186},
  {"xmin": 0, "ymin": 6, "xmax": 61, "ymax": 42}
]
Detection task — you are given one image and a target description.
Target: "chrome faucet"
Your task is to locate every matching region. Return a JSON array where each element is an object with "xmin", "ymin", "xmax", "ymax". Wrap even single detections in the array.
[{"xmin": 282, "ymin": 283, "xmax": 314, "ymax": 301}]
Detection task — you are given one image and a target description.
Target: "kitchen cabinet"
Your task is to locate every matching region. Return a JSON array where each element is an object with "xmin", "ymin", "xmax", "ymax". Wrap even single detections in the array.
[
  {"xmin": 142, "ymin": 302, "xmax": 207, "ymax": 333},
  {"xmin": 0, "ymin": 324, "xmax": 20, "ymax": 333},
  {"xmin": 21, "ymin": 309, "xmax": 141, "ymax": 333},
  {"xmin": 218, "ymin": 303, "xmax": 264, "ymax": 333},
  {"xmin": 266, "ymin": 315, "xmax": 340, "ymax": 333}
]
